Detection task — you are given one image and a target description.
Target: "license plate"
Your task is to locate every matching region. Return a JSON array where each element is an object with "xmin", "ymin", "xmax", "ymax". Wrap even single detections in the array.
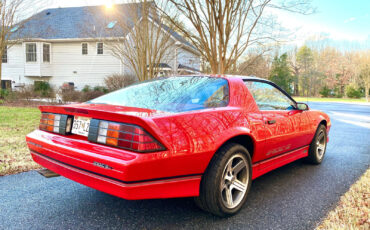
[{"xmin": 72, "ymin": 116, "xmax": 91, "ymax": 136}]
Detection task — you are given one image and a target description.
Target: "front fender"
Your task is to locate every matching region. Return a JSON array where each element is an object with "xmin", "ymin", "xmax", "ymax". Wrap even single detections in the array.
[{"xmin": 308, "ymin": 110, "xmax": 331, "ymax": 133}]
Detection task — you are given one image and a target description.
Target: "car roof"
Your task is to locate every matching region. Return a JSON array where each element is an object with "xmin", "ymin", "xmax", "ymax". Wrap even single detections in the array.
[
  {"xmin": 183, "ymin": 74, "xmax": 270, "ymax": 82},
  {"xmin": 220, "ymin": 75, "xmax": 265, "ymax": 81}
]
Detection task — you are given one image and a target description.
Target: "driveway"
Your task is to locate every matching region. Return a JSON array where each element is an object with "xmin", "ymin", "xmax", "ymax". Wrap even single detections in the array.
[{"xmin": 1, "ymin": 102, "xmax": 369, "ymax": 230}]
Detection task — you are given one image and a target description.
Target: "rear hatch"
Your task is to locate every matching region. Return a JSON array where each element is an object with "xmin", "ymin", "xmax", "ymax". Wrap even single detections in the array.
[{"xmin": 38, "ymin": 103, "xmax": 171, "ymax": 153}]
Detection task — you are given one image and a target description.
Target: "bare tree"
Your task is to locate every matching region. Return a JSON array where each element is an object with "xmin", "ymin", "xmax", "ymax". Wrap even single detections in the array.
[
  {"xmin": 166, "ymin": 0, "xmax": 314, "ymax": 74},
  {"xmin": 101, "ymin": 0, "xmax": 181, "ymax": 81},
  {"xmin": 0, "ymin": 0, "xmax": 25, "ymax": 83},
  {"xmin": 288, "ymin": 47, "xmax": 302, "ymax": 95},
  {"xmin": 358, "ymin": 51, "xmax": 370, "ymax": 102},
  {"xmin": 235, "ymin": 47, "xmax": 272, "ymax": 78}
]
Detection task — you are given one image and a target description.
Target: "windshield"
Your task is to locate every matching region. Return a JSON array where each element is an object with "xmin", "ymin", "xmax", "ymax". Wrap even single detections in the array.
[{"xmin": 88, "ymin": 76, "xmax": 229, "ymax": 112}]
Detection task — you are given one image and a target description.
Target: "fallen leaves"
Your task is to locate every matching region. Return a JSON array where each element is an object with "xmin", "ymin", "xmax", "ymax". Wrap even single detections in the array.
[{"xmin": 317, "ymin": 169, "xmax": 370, "ymax": 230}]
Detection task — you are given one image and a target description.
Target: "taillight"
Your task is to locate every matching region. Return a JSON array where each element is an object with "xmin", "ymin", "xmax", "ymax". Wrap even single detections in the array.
[
  {"xmin": 88, "ymin": 119, "xmax": 165, "ymax": 153},
  {"xmin": 39, "ymin": 113, "xmax": 72, "ymax": 135}
]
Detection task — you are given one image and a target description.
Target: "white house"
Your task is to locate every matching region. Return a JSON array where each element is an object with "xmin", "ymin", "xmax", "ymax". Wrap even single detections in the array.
[{"xmin": 1, "ymin": 3, "xmax": 200, "ymax": 90}]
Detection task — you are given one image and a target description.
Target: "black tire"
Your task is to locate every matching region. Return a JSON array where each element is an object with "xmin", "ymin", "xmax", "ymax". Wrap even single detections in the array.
[
  {"xmin": 194, "ymin": 143, "xmax": 252, "ymax": 217},
  {"xmin": 307, "ymin": 124, "xmax": 327, "ymax": 164}
]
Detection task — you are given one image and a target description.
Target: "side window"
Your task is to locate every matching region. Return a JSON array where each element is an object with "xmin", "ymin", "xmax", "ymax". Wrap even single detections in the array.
[
  {"xmin": 82, "ymin": 43, "xmax": 88, "ymax": 55},
  {"xmin": 2, "ymin": 46, "xmax": 7, "ymax": 63},
  {"xmin": 244, "ymin": 81, "xmax": 296, "ymax": 110},
  {"xmin": 43, "ymin": 43, "xmax": 50, "ymax": 63},
  {"xmin": 26, "ymin": 43, "xmax": 37, "ymax": 62},
  {"xmin": 97, "ymin": 42, "xmax": 103, "ymax": 55}
]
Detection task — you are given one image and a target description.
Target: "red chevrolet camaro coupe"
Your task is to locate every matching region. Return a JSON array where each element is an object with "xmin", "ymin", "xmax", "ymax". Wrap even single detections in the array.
[{"xmin": 26, "ymin": 75, "xmax": 330, "ymax": 216}]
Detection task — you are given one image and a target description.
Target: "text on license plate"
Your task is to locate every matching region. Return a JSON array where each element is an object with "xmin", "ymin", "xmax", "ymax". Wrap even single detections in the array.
[{"xmin": 72, "ymin": 116, "xmax": 91, "ymax": 136}]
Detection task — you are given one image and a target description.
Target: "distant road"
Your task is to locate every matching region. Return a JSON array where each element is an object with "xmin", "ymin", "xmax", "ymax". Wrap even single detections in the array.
[{"xmin": 0, "ymin": 102, "xmax": 369, "ymax": 230}]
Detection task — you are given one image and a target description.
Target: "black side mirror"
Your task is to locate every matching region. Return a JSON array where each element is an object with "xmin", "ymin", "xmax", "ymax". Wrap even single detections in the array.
[{"xmin": 296, "ymin": 102, "xmax": 309, "ymax": 111}]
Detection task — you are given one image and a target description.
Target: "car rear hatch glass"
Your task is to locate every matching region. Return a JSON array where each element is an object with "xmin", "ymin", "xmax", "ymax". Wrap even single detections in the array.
[{"xmin": 87, "ymin": 76, "xmax": 229, "ymax": 112}]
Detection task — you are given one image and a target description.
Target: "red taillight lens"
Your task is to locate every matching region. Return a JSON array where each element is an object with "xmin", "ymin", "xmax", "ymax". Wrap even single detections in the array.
[
  {"xmin": 88, "ymin": 120, "xmax": 165, "ymax": 153},
  {"xmin": 39, "ymin": 113, "xmax": 61, "ymax": 133},
  {"xmin": 39, "ymin": 113, "xmax": 72, "ymax": 135}
]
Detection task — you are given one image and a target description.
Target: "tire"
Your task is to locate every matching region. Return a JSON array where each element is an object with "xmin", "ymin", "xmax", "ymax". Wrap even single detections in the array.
[
  {"xmin": 194, "ymin": 143, "xmax": 252, "ymax": 217},
  {"xmin": 307, "ymin": 124, "xmax": 327, "ymax": 164}
]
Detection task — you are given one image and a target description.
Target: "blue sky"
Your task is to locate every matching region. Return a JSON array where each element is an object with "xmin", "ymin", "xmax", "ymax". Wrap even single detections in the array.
[
  {"xmin": 47, "ymin": 0, "xmax": 370, "ymax": 49},
  {"xmin": 273, "ymin": 0, "xmax": 370, "ymax": 43}
]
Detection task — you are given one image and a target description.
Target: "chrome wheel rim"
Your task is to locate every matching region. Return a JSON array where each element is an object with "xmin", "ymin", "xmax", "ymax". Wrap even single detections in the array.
[
  {"xmin": 220, "ymin": 153, "xmax": 249, "ymax": 209},
  {"xmin": 316, "ymin": 130, "xmax": 326, "ymax": 159}
]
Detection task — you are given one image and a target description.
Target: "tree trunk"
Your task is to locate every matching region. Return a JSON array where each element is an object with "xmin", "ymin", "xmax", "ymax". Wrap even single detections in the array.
[
  {"xmin": 0, "ymin": 61, "xmax": 2, "ymax": 88},
  {"xmin": 294, "ymin": 77, "xmax": 299, "ymax": 96}
]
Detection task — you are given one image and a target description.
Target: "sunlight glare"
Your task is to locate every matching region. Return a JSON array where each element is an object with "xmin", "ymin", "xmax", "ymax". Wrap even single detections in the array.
[{"xmin": 105, "ymin": 2, "xmax": 113, "ymax": 9}]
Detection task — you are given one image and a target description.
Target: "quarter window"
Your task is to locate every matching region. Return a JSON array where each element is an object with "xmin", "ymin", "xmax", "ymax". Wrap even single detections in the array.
[
  {"xmin": 244, "ymin": 81, "xmax": 296, "ymax": 110},
  {"xmin": 26, "ymin": 43, "xmax": 37, "ymax": 62},
  {"xmin": 43, "ymin": 43, "xmax": 50, "ymax": 63},
  {"xmin": 2, "ymin": 46, "xmax": 7, "ymax": 63},
  {"xmin": 97, "ymin": 42, "xmax": 103, "ymax": 54},
  {"xmin": 82, "ymin": 43, "xmax": 88, "ymax": 55}
]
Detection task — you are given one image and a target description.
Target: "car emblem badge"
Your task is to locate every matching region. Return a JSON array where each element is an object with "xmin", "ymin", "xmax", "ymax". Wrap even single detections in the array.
[{"xmin": 93, "ymin": 161, "xmax": 113, "ymax": 169}]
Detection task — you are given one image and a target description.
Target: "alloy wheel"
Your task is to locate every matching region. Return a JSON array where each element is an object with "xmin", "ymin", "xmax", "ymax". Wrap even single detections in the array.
[
  {"xmin": 316, "ymin": 130, "xmax": 326, "ymax": 159},
  {"xmin": 220, "ymin": 153, "xmax": 249, "ymax": 209}
]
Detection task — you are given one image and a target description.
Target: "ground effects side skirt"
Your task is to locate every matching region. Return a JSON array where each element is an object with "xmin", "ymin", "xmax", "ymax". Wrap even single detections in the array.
[{"xmin": 252, "ymin": 145, "xmax": 310, "ymax": 179}]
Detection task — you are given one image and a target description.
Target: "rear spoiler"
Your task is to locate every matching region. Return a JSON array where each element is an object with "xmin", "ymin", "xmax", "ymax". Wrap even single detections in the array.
[{"xmin": 38, "ymin": 104, "xmax": 168, "ymax": 149}]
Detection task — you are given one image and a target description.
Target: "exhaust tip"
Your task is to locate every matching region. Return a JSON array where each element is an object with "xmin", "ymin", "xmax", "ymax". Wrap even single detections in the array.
[{"xmin": 37, "ymin": 168, "xmax": 60, "ymax": 178}]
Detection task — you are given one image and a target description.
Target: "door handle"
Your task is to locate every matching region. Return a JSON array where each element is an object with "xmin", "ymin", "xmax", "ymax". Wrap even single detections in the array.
[{"xmin": 266, "ymin": 120, "xmax": 276, "ymax": 125}]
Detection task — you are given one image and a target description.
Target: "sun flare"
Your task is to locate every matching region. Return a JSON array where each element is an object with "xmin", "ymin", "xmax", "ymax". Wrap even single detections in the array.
[{"xmin": 105, "ymin": 2, "xmax": 113, "ymax": 9}]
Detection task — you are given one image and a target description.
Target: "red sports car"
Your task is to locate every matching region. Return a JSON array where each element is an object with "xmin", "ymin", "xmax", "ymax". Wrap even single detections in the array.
[{"xmin": 26, "ymin": 75, "xmax": 330, "ymax": 216}]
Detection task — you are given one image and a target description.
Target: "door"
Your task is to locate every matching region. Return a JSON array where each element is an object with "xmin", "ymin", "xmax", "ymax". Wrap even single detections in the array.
[
  {"xmin": 1, "ymin": 80, "xmax": 12, "ymax": 89},
  {"xmin": 244, "ymin": 81, "xmax": 308, "ymax": 162}
]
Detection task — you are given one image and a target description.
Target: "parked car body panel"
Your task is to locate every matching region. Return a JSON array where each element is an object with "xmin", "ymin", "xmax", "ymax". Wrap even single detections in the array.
[{"xmin": 26, "ymin": 75, "xmax": 331, "ymax": 200}]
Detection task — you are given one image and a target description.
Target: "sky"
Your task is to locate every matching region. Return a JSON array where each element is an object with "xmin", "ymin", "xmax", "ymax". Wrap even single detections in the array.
[
  {"xmin": 272, "ymin": 0, "xmax": 370, "ymax": 49},
  {"xmin": 42, "ymin": 0, "xmax": 370, "ymax": 50}
]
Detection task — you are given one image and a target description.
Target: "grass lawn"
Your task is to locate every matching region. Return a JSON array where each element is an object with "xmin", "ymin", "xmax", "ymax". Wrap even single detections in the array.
[
  {"xmin": 0, "ymin": 106, "xmax": 42, "ymax": 176},
  {"xmin": 294, "ymin": 97, "xmax": 368, "ymax": 103},
  {"xmin": 317, "ymin": 168, "xmax": 370, "ymax": 230}
]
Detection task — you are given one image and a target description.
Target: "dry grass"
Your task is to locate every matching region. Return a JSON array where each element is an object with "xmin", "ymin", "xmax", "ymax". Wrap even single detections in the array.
[
  {"xmin": 317, "ymin": 168, "xmax": 370, "ymax": 230},
  {"xmin": 0, "ymin": 106, "xmax": 42, "ymax": 176}
]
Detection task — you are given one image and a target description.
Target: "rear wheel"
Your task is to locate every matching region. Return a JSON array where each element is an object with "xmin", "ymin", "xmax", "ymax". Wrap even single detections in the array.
[
  {"xmin": 194, "ymin": 143, "xmax": 252, "ymax": 216},
  {"xmin": 307, "ymin": 124, "xmax": 327, "ymax": 164}
]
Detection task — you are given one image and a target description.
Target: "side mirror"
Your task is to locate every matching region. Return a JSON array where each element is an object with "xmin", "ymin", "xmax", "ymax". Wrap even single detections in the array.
[{"xmin": 296, "ymin": 102, "xmax": 309, "ymax": 111}]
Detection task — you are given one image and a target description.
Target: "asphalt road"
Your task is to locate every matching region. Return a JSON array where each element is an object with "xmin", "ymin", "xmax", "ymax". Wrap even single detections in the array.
[{"xmin": 1, "ymin": 102, "xmax": 369, "ymax": 230}]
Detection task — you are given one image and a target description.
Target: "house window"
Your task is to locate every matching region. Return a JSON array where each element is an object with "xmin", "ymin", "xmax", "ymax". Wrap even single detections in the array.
[
  {"xmin": 43, "ymin": 43, "xmax": 50, "ymax": 63},
  {"xmin": 26, "ymin": 43, "xmax": 37, "ymax": 62},
  {"xmin": 97, "ymin": 42, "xmax": 103, "ymax": 55},
  {"xmin": 2, "ymin": 46, "xmax": 7, "ymax": 63},
  {"xmin": 82, "ymin": 43, "xmax": 88, "ymax": 55}
]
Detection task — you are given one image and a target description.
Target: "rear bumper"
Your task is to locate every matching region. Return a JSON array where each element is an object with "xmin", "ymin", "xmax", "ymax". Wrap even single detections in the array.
[{"xmin": 27, "ymin": 130, "xmax": 201, "ymax": 200}]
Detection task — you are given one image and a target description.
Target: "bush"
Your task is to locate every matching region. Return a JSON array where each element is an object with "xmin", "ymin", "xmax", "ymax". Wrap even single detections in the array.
[
  {"xmin": 34, "ymin": 81, "xmax": 54, "ymax": 98},
  {"xmin": 104, "ymin": 74, "xmax": 137, "ymax": 91},
  {"xmin": 346, "ymin": 85, "xmax": 363, "ymax": 99},
  {"xmin": 93, "ymin": 86, "xmax": 109, "ymax": 94},
  {"xmin": 0, "ymin": 89, "xmax": 9, "ymax": 99},
  {"xmin": 59, "ymin": 85, "xmax": 107, "ymax": 103},
  {"xmin": 80, "ymin": 90, "xmax": 105, "ymax": 102},
  {"xmin": 19, "ymin": 85, "xmax": 40, "ymax": 101},
  {"xmin": 319, "ymin": 86, "xmax": 331, "ymax": 97},
  {"xmin": 60, "ymin": 89, "xmax": 81, "ymax": 103},
  {"xmin": 82, "ymin": 85, "xmax": 91, "ymax": 93},
  {"xmin": 332, "ymin": 87, "xmax": 343, "ymax": 98},
  {"xmin": 34, "ymin": 81, "xmax": 51, "ymax": 91}
]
